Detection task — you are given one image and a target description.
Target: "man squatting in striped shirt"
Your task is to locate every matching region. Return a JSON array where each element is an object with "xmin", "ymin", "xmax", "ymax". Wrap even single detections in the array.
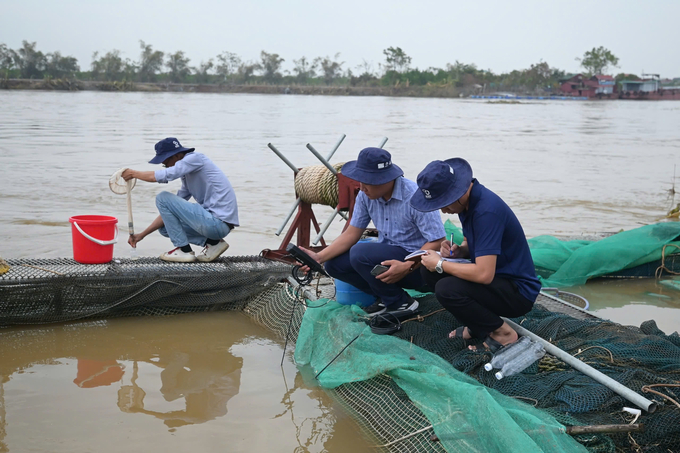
[{"xmin": 302, "ymin": 147, "xmax": 446, "ymax": 316}]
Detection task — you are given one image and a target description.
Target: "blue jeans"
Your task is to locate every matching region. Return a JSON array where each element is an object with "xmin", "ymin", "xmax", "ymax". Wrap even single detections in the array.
[
  {"xmin": 324, "ymin": 242, "xmax": 427, "ymax": 308},
  {"xmin": 156, "ymin": 191, "xmax": 231, "ymax": 247}
]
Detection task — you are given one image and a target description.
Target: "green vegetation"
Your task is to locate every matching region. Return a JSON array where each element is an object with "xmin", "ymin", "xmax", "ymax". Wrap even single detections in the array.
[
  {"xmin": 137, "ymin": 41, "xmax": 164, "ymax": 83},
  {"xmin": 576, "ymin": 46, "xmax": 619, "ymax": 77},
  {"xmin": 1, "ymin": 40, "xmax": 80, "ymax": 80},
  {"xmin": 91, "ymin": 50, "xmax": 135, "ymax": 82},
  {"xmin": 215, "ymin": 51, "xmax": 241, "ymax": 83},
  {"xmin": 258, "ymin": 51, "xmax": 284, "ymax": 84},
  {"xmin": 166, "ymin": 51, "xmax": 191, "ymax": 83},
  {"xmin": 2, "ymin": 41, "xmax": 655, "ymax": 95}
]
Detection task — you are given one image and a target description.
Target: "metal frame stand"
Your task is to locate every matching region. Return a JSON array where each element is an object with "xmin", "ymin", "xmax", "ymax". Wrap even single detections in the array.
[{"xmin": 262, "ymin": 135, "xmax": 387, "ymax": 263}]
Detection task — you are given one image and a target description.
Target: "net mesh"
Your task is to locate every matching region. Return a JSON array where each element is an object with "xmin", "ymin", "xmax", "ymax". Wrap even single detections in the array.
[
  {"xmin": 109, "ymin": 167, "xmax": 136, "ymax": 194},
  {"xmin": 0, "ymin": 256, "xmax": 292, "ymax": 326}
]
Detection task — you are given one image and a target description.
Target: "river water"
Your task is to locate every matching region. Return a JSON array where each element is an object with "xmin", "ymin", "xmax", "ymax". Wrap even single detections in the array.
[{"xmin": 1, "ymin": 91, "xmax": 679, "ymax": 452}]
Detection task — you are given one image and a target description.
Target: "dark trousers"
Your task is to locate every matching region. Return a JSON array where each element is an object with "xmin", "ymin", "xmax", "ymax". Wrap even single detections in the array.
[
  {"xmin": 420, "ymin": 268, "xmax": 534, "ymax": 339},
  {"xmin": 324, "ymin": 242, "xmax": 426, "ymax": 308}
]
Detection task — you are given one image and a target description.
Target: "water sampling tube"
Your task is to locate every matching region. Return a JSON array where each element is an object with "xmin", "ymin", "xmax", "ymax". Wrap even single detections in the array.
[
  {"xmin": 502, "ymin": 317, "xmax": 657, "ymax": 413},
  {"xmin": 109, "ymin": 168, "xmax": 137, "ymax": 258}
]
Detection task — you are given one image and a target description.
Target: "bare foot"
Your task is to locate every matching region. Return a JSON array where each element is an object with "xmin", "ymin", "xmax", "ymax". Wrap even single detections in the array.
[
  {"xmin": 448, "ymin": 326, "xmax": 472, "ymax": 340},
  {"xmin": 468, "ymin": 322, "xmax": 519, "ymax": 351}
]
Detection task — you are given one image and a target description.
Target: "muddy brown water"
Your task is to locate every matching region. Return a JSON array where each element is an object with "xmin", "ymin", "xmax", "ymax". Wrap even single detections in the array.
[{"xmin": 1, "ymin": 91, "xmax": 679, "ymax": 452}]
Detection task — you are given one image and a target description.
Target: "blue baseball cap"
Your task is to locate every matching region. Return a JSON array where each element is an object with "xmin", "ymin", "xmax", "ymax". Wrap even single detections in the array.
[
  {"xmin": 341, "ymin": 147, "xmax": 403, "ymax": 185},
  {"xmin": 410, "ymin": 158, "xmax": 473, "ymax": 212},
  {"xmin": 149, "ymin": 137, "xmax": 195, "ymax": 164}
]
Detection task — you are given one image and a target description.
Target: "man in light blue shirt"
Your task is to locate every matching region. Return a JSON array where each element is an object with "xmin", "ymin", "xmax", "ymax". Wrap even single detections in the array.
[
  {"xmin": 303, "ymin": 147, "xmax": 446, "ymax": 315},
  {"xmin": 122, "ymin": 137, "xmax": 239, "ymax": 263}
]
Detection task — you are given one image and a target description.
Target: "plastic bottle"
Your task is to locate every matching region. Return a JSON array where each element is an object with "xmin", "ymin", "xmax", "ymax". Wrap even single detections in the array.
[
  {"xmin": 130, "ymin": 246, "xmax": 139, "ymax": 261},
  {"xmin": 495, "ymin": 340, "xmax": 546, "ymax": 380},
  {"xmin": 483, "ymin": 335, "xmax": 532, "ymax": 371}
]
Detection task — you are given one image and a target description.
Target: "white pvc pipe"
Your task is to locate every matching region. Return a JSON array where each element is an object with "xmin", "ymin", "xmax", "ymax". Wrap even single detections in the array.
[
  {"xmin": 126, "ymin": 183, "xmax": 134, "ymax": 236},
  {"xmin": 503, "ymin": 317, "xmax": 657, "ymax": 413},
  {"xmin": 286, "ymin": 276, "xmax": 317, "ymax": 301}
]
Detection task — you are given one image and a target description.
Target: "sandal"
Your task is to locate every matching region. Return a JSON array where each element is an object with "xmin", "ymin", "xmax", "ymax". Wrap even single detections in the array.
[
  {"xmin": 469, "ymin": 335, "xmax": 513, "ymax": 353},
  {"xmin": 448, "ymin": 326, "xmax": 470, "ymax": 340},
  {"xmin": 481, "ymin": 335, "xmax": 505, "ymax": 353}
]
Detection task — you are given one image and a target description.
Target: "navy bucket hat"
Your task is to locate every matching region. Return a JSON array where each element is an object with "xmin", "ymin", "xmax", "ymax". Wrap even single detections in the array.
[
  {"xmin": 341, "ymin": 147, "xmax": 403, "ymax": 185},
  {"xmin": 149, "ymin": 137, "xmax": 195, "ymax": 164},
  {"xmin": 410, "ymin": 158, "xmax": 473, "ymax": 212}
]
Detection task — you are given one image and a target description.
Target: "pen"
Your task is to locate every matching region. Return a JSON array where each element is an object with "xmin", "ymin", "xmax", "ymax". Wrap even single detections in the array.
[{"xmin": 449, "ymin": 234, "xmax": 453, "ymax": 256}]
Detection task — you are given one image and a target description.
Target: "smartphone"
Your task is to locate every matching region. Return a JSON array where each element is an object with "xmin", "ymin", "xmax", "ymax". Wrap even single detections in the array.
[{"xmin": 370, "ymin": 264, "xmax": 390, "ymax": 276}]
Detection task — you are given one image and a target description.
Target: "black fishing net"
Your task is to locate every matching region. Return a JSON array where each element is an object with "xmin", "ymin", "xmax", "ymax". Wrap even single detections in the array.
[
  {"xmin": 0, "ymin": 256, "xmax": 292, "ymax": 326},
  {"xmin": 389, "ymin": 294, "xmax": 680, "ymax": 453}
]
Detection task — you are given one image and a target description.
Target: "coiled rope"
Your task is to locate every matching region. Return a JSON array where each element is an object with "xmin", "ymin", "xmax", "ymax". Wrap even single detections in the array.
[{"xmin": 294, "ymin": 163, "xmax": 345, "ymax": 207}]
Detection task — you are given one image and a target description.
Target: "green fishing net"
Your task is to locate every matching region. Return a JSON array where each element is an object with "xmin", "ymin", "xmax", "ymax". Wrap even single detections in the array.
[
  {"xmin": 446, "ymin": 219, "xmax": 680, "ymax": 288},
  {"xmin": 529, "ymin": 222, "xmax": 680, "ymax": 287},
  {"xmin": 295, "ymin": 300, "xmax": 588, "ymax": 453}
]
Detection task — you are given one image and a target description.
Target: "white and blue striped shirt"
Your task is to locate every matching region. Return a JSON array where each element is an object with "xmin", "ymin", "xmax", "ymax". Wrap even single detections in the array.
[{"xmin": 350, "ymin": 177, "xmax": 446, "ymax": 252}]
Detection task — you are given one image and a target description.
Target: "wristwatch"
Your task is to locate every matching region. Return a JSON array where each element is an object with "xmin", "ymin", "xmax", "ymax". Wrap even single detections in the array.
[{"xmin": 435, "ymin": 257, "xmax": 445, "ymax": 274}]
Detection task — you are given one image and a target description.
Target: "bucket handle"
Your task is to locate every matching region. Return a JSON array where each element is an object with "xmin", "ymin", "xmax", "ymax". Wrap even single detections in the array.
[{"xmin": 73, "ymin": 221, "xmax": 118, "ymax": 246}]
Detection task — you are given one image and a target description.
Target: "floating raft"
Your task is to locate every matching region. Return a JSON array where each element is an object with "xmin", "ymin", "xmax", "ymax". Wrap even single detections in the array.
[
  {"xmin": 0, "ymin": 256, "xmax": 292, "ymax": 327},
  {"xmin": 469, "ymin": 95, "xmax": 589, "ymax": 100}
]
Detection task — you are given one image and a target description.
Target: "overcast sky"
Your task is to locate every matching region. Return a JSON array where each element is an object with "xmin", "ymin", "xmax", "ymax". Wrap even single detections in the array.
[{"xmin": 2, "ymin": 0, "xmax": 679, "ymax": 78}]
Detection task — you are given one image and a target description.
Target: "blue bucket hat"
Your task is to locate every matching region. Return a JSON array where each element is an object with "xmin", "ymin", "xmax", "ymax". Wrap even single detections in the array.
[
  {"xmin": 149, "ymin": 137, "xmax": 195, "ymax": 164},
  {"xmin": 341, "ymin": 147, "xmax": 403, "ymax": 185},
  {"xmin": 410, "ymin": 158, "xmax": 473, "ymax": 212}
]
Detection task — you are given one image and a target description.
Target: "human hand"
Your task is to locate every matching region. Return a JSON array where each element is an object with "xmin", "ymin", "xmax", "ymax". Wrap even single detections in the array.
[
  {"xmin": 298, "ymin": 246, "xmax": 322, "ymax": 274},
  {"xmin": 128, "ymin": 233, "xmax": 143, "ymax": 248},
  {"xmin": 421, "ymin": 250, "xmax": 440, "ymax": 272},
  {"xmin": 440, "ymin": 240, "xmax": 460, "ymax": 258},
  {"xmin": 376, "ymin": 259, "xmax": 410, "ymax": 284},
  {"xmin": 121, "ymin": 168, "xmax": 136, "ymax": 181}
]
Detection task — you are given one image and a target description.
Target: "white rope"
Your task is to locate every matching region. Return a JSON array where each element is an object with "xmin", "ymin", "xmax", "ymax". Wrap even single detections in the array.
[{"xmin": 109, "ymin": 168, "xmax": 137, "ymax": 236}]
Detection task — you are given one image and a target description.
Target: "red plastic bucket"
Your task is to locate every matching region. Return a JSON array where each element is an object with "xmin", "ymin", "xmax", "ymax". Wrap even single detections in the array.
[{"xmin": 69, "ymin": 215, "xmax": 118, "ymax": 264}]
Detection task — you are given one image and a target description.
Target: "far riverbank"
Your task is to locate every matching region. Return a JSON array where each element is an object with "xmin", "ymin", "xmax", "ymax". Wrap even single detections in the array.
[{"xmin": 1, "ymin": 78, "xmax": 467, "ymax": 98}]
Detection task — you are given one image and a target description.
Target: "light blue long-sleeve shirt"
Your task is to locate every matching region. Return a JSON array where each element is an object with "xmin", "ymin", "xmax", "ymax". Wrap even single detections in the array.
[{"xmin": 154, "ymin": 152, "xmax": 240, "ymax": 226}]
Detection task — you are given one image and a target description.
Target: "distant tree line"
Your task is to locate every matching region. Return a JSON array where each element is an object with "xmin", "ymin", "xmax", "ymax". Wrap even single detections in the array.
[{"xmin": 0, "ymin": 41, "xmax": 650, "ymax": 93}]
